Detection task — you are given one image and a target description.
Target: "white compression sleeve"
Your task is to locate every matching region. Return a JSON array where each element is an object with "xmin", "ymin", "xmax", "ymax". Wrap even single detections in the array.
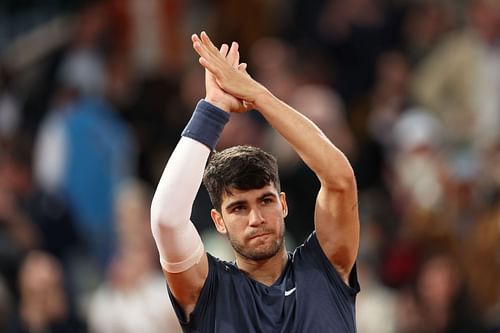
[{"xmin": 150, "ymin": 137, "xmax": 209, "ymax": 273}]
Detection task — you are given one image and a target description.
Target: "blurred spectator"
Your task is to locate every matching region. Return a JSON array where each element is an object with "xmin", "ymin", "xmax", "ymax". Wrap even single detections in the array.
[
  {"xmin": 356, "ymin": 260, "xmax": 397, "ymax": 333},
  {"xmin": 87, "ymin": 179, "xmax": 181, "ymax": 333},
  {"xmin": 0, "ymin": 139, "xmax": 82, "ymax": 327},
  {"xmin": 0, "ymin": 137, "xmax": 78, "ymax": 287},
  {"xmin": 389, "ymin": 108, "xmax": 449, "ymax": 216},
  {"xmin": 403, "ymin": 250, "xmax": 487, "ymax": 333},
  {"xmin": 8, "ymin": 251, "xmax": 84, "ymax": 333},
  {"xmin": 0, "ymin": 142, "xmax": 40, "ymax": 293},
  {"xmin": 34, "ymin": 43, "xmax": 136, "ymax": 269},
  {"xmin": 17, "ymin": 0, "xmax": 111, "ymax": 138},
  {"xmin": 388, "ymin": 106, "xmax": 497, "ymax": 248},
  {"xmin": 411, "ymin": 0, "xmax": 500, "ymax": 152},
  {"xmin": 378, "ymin": 109, "xmax": 450, "ymax": 289},
  {"xmin": 462, "ymin": 205, "xmax": 500, "ymax": 331}
]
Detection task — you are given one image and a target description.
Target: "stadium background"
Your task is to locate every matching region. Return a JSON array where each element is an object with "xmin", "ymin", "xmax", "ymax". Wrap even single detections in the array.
[{"xmin": 0, "ymin": 0, "xmax": 498, "ymax": 332}]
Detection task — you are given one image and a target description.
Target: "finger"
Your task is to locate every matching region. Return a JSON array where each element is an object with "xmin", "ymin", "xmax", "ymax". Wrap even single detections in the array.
[
  {"xmin": 192, "ymin": 34, "xmax": 208, "ymax": 55},
  {"xmin": 196, "ymin": 32, "xmax": 236, "ymax": 78},
  {"xmin": 200, "ymin": 31, "xmax": 221, "ymax": 57},
  {"xmin": 227, "ymin": 42, "xmax": 240, "ymax": 68},
  {"xmin": 219, "ymin": 43, "xmax": 229, "ymax": 57},
  {"xmin": 193, "ymin": 39, "xmax": 212, "ymax": 62},
  {"xmin": 193, "ymin": 32, "xmax": 216, "ymax": 60},
  {"xmin": 195, "ymin": 32, "xmax": 228, "ymax": 70},
  {"xmin": 238, "ymin": 63, "xmax": 251, "ymax": 77},
  {"xmin": 200, "ymin": 31, "xmax": 210, "ymax": 43}
]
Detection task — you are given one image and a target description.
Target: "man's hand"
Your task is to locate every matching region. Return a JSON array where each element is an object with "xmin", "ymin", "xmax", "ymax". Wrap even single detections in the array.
[
  {"xmin": 192, "ymin": 32, "xmax": 266, "ymax": 111},
  {"xmin": 193, "ymin": 35, "xmax": 245, "ymax": 113}
]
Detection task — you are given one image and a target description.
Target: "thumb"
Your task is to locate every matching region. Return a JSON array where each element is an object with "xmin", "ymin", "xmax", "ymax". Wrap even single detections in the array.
[{"xmin": 238, "ymin": 63, "xmax": 249, "ymax": 74}]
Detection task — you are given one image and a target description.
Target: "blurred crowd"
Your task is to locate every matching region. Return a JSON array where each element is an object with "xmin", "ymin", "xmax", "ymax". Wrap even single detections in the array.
[{"xmin": 0, "ymin": 0, "xmax": 499, "ymax": 332}]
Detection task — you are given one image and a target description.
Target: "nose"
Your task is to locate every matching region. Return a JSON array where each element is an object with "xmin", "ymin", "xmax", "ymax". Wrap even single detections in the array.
[{"xmin": 248, "ymin": 208, "xmax": 265, "ymax": 227}]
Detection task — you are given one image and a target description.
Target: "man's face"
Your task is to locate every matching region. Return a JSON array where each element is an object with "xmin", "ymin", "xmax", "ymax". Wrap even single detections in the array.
[{"xmin": 211, "ymin": 183, "xmax": 288, "ymax": 261}]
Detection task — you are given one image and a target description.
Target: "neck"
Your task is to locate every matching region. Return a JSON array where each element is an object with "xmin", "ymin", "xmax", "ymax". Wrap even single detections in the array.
[{"xmin": 235, "ymin": 248, "xmax": 288, "ymax": 286}]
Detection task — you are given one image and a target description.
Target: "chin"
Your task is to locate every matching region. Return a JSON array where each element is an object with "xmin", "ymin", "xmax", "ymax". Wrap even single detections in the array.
[{"xmin": 234, "ymin": 236, "xmax": 284, "ymax": 261}]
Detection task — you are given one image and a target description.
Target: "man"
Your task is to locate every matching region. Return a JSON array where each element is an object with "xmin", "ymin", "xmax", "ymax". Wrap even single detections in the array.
[{"xmin": 150, "ymin": 31, "xmax": 360, "ymax": 332}]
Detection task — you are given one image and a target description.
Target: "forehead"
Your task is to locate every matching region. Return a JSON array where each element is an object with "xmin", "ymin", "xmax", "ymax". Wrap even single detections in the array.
[{"xmin": 222, "ymin": 183, "xmax": 279, "ymax": 203}]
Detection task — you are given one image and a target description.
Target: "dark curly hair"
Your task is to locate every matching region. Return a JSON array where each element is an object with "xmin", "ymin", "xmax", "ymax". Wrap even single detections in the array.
[{"xmin": 203, "ymin": 145, "xmax": 280, "ymax": 211}]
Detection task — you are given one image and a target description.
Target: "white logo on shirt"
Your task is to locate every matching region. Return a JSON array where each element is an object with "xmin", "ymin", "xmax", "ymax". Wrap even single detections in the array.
[{"xmin": 284, "ymin": 287, "xmax": 296, "ymax": 296}]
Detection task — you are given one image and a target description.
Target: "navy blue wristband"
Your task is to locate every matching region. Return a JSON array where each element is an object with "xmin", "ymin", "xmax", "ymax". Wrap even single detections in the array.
[{"xmin": 181, "ymin": 100, "xmax": 230, "ymax": 151}]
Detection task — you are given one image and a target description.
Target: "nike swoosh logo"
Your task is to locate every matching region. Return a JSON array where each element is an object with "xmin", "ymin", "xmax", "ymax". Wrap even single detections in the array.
[{"xmin": 284, "ymin": 287, "xmax": 296, "ymax": 296}]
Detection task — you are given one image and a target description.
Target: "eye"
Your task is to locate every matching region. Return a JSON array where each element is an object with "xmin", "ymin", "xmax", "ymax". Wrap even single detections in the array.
[
  {"xmin": 261, "ymin": 197, "xmax": 274, "ymax": 205},
  {"xmin": 232, "ymin": 205, "xmax": 245, "ymax": 213}
]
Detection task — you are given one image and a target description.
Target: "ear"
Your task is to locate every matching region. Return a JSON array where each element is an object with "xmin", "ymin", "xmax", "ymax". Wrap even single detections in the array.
[
  {"xmin": 279, "ymin": 192, "xmax": 288, "ymax": 218},
  {"xmin": 211, "ymin": 209, "xmax": 227, "ymax": 234}
]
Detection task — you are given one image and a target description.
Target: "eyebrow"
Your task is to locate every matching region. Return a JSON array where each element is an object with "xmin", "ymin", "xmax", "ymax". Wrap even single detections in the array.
[
  {"xmin": 258, "ymin": 191, "xmax": 277, "ymax": 201},
  {"xmin": 224, "ymin": 199, "xmax": 247, "ymax": 212},
  {"xmin": 224, "ymin": 191, "xmax": 277, "ymax": 212}
]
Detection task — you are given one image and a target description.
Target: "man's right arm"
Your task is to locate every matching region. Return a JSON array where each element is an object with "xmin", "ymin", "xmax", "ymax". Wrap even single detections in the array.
[
  {"xmin": 150, "ymin": 99, "xmax": 230, "ymax": 317},
  {"xmin": 150, "ymin": 136, "xmax": 209, "ymax": 317}
]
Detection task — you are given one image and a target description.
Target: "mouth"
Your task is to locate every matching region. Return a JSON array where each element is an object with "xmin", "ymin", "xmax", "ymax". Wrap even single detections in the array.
[{"xmin": 248, "ymin": 232, "xmax": 272, "ymax": 241}]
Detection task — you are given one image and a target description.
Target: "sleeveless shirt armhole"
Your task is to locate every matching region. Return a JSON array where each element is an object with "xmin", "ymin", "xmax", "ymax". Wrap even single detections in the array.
[
  {"xmin": 307, "ymin": 231, "xmax": 360, "ymax": 296},
  {"xmin": 166, "ymin": 252, "xmax": 217, "ymax": 326}
]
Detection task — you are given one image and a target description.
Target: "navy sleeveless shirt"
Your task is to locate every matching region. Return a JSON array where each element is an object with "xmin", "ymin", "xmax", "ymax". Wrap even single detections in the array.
[{"xmin": 168, "ymin": 232, "xmax": 360, "ymax": 332}]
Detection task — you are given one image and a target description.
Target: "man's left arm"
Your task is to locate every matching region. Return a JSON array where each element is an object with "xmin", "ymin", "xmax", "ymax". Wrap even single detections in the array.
[{"xmin": 252, "ymin": 92, "xmax": 360, "ymax": 285}]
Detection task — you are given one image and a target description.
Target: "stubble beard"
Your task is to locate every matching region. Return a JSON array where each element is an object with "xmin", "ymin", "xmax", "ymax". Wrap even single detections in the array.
[{"xmin": 227, "ymin": 227, "xmax": 285, "ymax": 261}]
